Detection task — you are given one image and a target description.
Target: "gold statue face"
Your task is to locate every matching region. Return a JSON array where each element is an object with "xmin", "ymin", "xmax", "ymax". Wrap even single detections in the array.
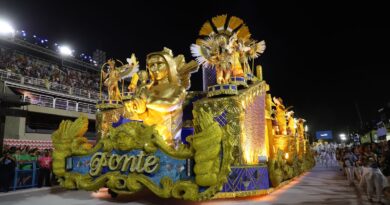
[{"xmin": 147, "ymin": 55, "xmax": 168, "ymax": 81}]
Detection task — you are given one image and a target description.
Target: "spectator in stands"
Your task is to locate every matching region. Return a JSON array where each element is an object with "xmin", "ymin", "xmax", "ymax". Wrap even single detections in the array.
[
  {"xmin": 17, "ymin": 147, "xmax": 34, "ymax": 186},
  {"xmin": 37, "ymin": 149, "xmax": 52, "ymax": 188},
  {"xmin": 0, "ymin": 150, "xmax": 16, "ymax": 192},
  {"xmin": 29, "ymin": 148, "xmax": 39, "ymax": 162},
  {"xmin": 12, "ymin": 147, "xmax": 21, "ymax": 162},
  {"xmin": 0, "ymin": 47, "xmax": 101, "ymax": 94}
]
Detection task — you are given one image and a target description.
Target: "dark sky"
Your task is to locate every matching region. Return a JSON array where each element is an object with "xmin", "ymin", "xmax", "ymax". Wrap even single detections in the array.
[{"xmin": 1, "ymin": 0, "xmax": 389, "ymax": 136}]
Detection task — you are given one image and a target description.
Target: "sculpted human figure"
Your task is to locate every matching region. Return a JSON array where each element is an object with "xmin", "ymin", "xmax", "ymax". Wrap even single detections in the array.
[
  {"xmin": 102, "ymin": 59, "xmax": 122, "ymax": 101},
  {"xmin": 125, "ymin": 48, "xmax": 197, "ymax": 145},
  {"xmin": 101, "ymin": 55, "xmax": 139, "ymax": 101},
  {"xmin": 286, "ymin": 111, "xmax": 296, "ymax": 136},
  {"xmin": 273, "ymin": 97, "xmax": 287, "ymax": 135}
]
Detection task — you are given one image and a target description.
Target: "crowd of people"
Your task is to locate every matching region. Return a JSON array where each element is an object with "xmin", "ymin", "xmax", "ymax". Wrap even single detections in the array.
[
  {"xmin": 314, "ymin": 141, "xmax": 390, "ymax": 204},
  {"xmin": 0, "ymin": 146, "xmax": 53, "ymax": 192},
  {"xmin": 0, "ymin": 46, "xmax": 100, "ymax": 92}
]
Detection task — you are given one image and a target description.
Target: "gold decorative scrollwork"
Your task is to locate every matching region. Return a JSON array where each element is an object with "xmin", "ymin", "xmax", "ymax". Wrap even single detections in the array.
[{"xmin": 52, "ymin": 108, "xmax": 234, "ymax": 201}]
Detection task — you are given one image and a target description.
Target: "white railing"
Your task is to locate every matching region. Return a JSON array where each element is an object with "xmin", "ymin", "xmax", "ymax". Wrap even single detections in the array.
[
  {"xmin": 22, "ymin": 93, "xmax": 96, "ymax": 114},
  {"xmin": 0, "ymin": 69, "xmax": 105, "ymax": 99}
]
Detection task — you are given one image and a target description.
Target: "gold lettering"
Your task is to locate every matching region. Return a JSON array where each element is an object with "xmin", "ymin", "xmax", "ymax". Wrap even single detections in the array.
[
  {"xmin": 121, "ymin": 155, "xmax": 138, "ymax": 172},
  {"xmin": 144, "ymin": 155, "xmax": 160, "ymax": 173},
  {"xmin": 136, "ymin": 151, "xmax": 146, "ymax": 172},
  {"xmin": 89, "ymin": 152, "xmax": 107, "ymax": 176},
  {"xmin": 89, "ymin": 151, "xmax": 160, "ymax": 175},
  {"xmin": 108, "ymin": 154, "xmax": 120, "ymax": 170}
]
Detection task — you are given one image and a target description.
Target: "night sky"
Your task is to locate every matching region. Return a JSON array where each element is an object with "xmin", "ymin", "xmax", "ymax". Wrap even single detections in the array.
[{"xmin": 1, "ymin": 0, "xmax": 389, "ymax": 136}]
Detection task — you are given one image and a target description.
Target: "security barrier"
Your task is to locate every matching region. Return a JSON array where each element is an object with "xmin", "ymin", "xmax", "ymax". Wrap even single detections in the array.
[{"xmin": 11, "ymin": 162, "xmax": 38, "ymax": 191}]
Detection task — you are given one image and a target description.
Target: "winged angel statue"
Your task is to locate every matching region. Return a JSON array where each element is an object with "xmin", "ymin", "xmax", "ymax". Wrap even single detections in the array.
[{"xmin": 101, "ymin": 54, "xmax": 139, "ymax": 101}]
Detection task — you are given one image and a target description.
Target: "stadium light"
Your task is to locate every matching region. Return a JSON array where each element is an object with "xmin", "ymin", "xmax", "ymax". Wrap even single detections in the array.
[
  {"xmin": 305, "ymin": 125, "xmax": 308, "ymax": 132},
  {"xmin": 59, "ymin": 45, "xmax": 73, "ymax": 56},
  {"xmin": 339, "ymin": 133, "xmax": 347, "ymax": 141},
  {"xmin": 0, "ymin": 19, "xmax": 15, "ymax": 36}
]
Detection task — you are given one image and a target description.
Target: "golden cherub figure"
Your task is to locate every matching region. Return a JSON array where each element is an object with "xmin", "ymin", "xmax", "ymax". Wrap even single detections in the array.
[{"xmin": 101, "ymin": 54, "xmax": 139, "ymax": 101}]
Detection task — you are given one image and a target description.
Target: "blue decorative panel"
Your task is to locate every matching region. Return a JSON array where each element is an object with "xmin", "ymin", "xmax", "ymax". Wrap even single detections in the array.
[
  {"xmin": 214, "ymin": 110, "xmax": 228, "ymax": 126},
  {"xmin": 221, "ymin": 166, "xmax": 270, "ymax": 192},
  {"xmin": 112, "ymin": 116, "xmax": 142, "ymax": 128},
  {"xmin": 68, "ymin": 149, "xmax": 187, "ymax": 184},
  {"xmin": 181, "ymin": 127, "xmax": 194, "ymax": 144}
]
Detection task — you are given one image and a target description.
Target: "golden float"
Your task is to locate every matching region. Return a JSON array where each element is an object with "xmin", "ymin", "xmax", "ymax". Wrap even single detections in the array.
[{"xmin": 51, "ymin": 15, "xmax": 315, "ymax": 201}]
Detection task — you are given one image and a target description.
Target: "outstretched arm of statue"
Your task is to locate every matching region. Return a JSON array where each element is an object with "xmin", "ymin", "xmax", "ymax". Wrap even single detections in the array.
[{"xmin": 146, "ymin": 88, "xmax": 186, "ymax": 113}]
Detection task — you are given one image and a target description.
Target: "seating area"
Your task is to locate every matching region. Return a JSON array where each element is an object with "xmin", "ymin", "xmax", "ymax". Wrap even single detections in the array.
[{"xmin": 0, "ymin": 46, "xmax": 102, "ymax": 100}]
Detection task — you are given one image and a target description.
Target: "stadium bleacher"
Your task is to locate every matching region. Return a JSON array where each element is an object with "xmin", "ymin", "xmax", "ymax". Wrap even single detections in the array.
[{"xmin": 1, "ymin": 31, "xmax": 101, "ymax": 151}]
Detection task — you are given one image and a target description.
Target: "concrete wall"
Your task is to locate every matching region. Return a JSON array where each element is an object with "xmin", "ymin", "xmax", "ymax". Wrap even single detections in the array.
[
  {"xmin": 3, "ymin": 116, "xmax": 51, "ymax": 140},
  {"xmin": 24, "ymin": 133, "xmax": 52, "ymax": 140},
  {"xmin": 4, "ymin": 116, "xmax": 25, "ymax": 139},
  {"xmin": 4, "ymin": 105, "xmax": 95, "ymax": 140}
]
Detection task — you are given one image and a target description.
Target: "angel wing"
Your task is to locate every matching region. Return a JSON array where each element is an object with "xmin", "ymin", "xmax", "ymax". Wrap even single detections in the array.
[
  {"xmin": 190, "ymin": 36, "xmax": 222, "ymax": 69},
  {"xmin": 190, "ymin": 43, "xmax": 212, "ymax": 68},
  {"xmin": 175, "ymin": 55, "xmax": 199, "ymax": 90},
  {"xmin": 119, "ymin": 53, "xmax": 140, "ymax": 79},
  {"xmin": 238, "ymin": 41, "xmax": 251, "ymax": 52},
  {"xmin": 248, "ymin": 40, "xmax": 266, "ymax": 59}
]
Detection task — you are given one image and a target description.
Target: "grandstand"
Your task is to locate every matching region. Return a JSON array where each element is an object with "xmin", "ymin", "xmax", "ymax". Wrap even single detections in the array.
[{"xmin": 0, "ymin": 28, "xmax": 104, "ymax": 150}]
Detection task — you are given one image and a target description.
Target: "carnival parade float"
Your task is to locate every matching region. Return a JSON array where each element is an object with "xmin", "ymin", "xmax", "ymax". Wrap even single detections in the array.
[{"xmin": 51, "ymin": 15, "xmax": 315, "ymax": 200}]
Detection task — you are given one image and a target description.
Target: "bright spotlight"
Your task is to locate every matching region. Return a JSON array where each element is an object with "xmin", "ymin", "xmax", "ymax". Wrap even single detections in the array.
[
  {"xmin": 0, "ymin": 19, "xmax": 15, "ymax": 35},
  {"xmin": 59, "ymin": 45, "xmax": 73, "ymax": 56},
  {"xmin": 305, "ymin": 125, "xmax": 308, "ymax": 132},
  {"xmin": 339, "ymin": 133, "xmax": 347, "ymax": 141}
]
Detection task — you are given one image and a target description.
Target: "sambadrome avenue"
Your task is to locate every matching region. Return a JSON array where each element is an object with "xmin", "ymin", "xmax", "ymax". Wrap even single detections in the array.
[{"xmin": 0, "ymin": 1, "xmax": 390, "ymax": 205}]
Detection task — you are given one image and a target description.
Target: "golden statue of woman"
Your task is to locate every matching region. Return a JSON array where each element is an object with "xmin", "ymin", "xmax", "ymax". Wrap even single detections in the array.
[{"xmin": 124, "ymin": 48, "xmax": 198, "ymax": 145}]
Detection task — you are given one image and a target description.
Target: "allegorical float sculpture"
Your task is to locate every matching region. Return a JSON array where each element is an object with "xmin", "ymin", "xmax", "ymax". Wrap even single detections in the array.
[{"xmin": 51, "ymin": 15, "xmax": 315, "ymax": 201}]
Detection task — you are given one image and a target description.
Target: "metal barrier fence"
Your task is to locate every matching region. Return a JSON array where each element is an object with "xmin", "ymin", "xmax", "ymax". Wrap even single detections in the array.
[
  {"xmin": 11, "ymin": 162, "xmax": 38, "ymax": 191},
  {"xmin": 23, "ymin": 93, "xmax": 96, "ymax": 114},
  {"xmin": 0, "ymin": 69, "xmax": 105, "ymax": 99}
]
